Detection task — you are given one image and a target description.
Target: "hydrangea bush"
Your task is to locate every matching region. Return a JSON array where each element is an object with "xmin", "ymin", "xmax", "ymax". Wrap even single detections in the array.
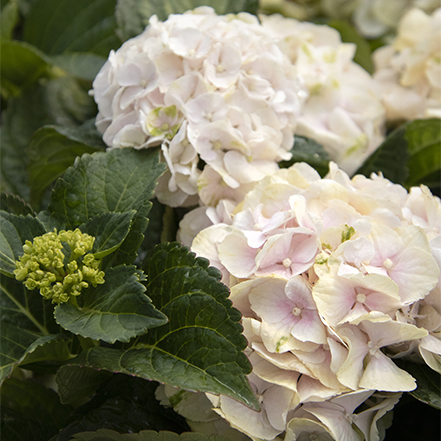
[{"xmin": 0, "ymin": 1, "xmax": 440, "ymax": 440}]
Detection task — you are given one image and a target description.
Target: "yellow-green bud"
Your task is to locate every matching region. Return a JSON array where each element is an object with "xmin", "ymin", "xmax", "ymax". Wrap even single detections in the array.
[{"xmin": 14, "ymin": 229, "xmax": 105, "ymax": 304}]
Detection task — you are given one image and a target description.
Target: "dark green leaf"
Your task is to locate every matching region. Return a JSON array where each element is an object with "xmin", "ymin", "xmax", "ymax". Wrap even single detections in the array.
[
  {"xmin": 395, "ymin": 360, "xmax": 441, "ymax": 409},
  {"xmin": 0, "ymin": 211, "xmax": 46, "ymax": 277},
  {"xmin": 328, "ymin": 19, "xmax": 374, "ymax": 74},
  {"xmin": 354, "ymin": 122, "xmax": 409, "ymax": 184},
  {"xmin": 23, "ymin": 0, "xmax": 120, "ymax": 56},
  {"xmin": 0, "ymin": 193, "xmax": 35, "ymax": 216},
  {"xmin": 0, "ymin": 40, "xmax": 50, "ymax": 99},
  {"xmin": 0, "ymin": 321, "xmax": 69, "ymax": 382},
  {"xmin": 71, "ymin": 429, "xmax": 229, "ymax": 440},
  {"xmin": 1, "ymin": 377, "xmax": 72, "ymax": 434},
  {"xmin": 0, "ymin": 0, "xmax": 19, "ymax": 40},
  {"xmin": 116, "ymin": 0, "xmax": 259, "ymax": 41},
  {"xmin": 55, "ymin": 374, "xmax": 190, "ymax": 438},
  {"xmin": 0, "ymin": 273, "xmax": 59, "ymax": 335},
  {"xmin": 404, "ymin": 119, "xmax": 441, "ymax": 188},
  {"xmin": 0, "ymin": 77, "xmax": 97, "ymax": 200},
  {"xmin": 54, "ymin": 265, "xmax": 167, "ymax": 343},
  {"xmin": 60, "ymin": 243, "xmax": 258, "ymax": 409},
  {"xmin": 51, "ymin": 52, "xmax": 106, "ymax": 81},
  {"xmin": 27, "ymin": 123, "xmax": 105, "ymax": 207},
  {"xmin": 279, "ymin": 135, "xmax": 330, "ymax": 177},
  {"xmin": 81, "ymin": 211, "xmax": 135, "ymax": 259}
]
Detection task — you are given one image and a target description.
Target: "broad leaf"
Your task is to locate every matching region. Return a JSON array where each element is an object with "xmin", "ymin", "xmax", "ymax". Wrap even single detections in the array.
[
  {"xmin": 404, "ymin": 119, "xmax": 441, "ymax": 189},
  {"xmin": 328, "ymin": 19, "xmax": 374, "ymax": 74},
  {"xmin": 396, "ymin": 360, "xmax": 441, "ymax": 409},
  {"xmin": 0, "ymin": 193, "xmax": 35, "ymax": 216},
  {"xmin": 1, "ymin": 377, "xmax": 72, "ymax": 434},
  {"xmin": 0, "ymin": 321, "xmax": 69, "ymax": 382},
  {"xmin": 116, "ymin": 0, "xmax": 259, "ymax": 41},
  {"xmin": 80, "ymin": 211, "xmax": 135, "ymax": 259},
  {"xmin": 23, "ymin": 0, "xmax": 120, "ymax": 56},
  {"xmin": 59, "ymin": 243, "xmax": 259, "ymax": 410},
  {"xmin": 71, "ymin": 429, "xmax": 229, "ymax": 440},
  {"xmin": 51, "ymin": 52, "xmax": 106, "ymax": 81},
  {"xmin": 27, "ymin": 123, "xmax": 105, "ymax": 207},
  {"xmin": 279, "ymin": 135, "xmax": 330, "ymax": 177},
  {"xmin": 0, "ymin": 274, "xmax": 59, "ymax": 335},
  {"xmin": 55, "ymin": 374, "xmax": 189, "ymax": 438},
  {"xmin": 0, "ymin": 0, "xmax": 19, "ymax": 40},
  {"xmin": 0, "ymin": 211, "xmax": 46, "ymax": 277},
  {"xmin": 354, "ymin": 122, "xmax": 409, "ymax": 184},
  {"xmin": 54, "ymin": 265, "xmax": 167, "ymax": 343},
  {"xmin": 0, "ymin": 40, "xmax": 50, "ymax": 99}
]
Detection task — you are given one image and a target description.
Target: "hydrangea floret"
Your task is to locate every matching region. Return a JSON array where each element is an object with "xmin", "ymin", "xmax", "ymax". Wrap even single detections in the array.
[
  {"xmin": 174, "ymin": 161, "xmax": 441, "ymax": 440},
  {"xmin": 92, "ymin": 7, "xmax": 307, "ymax": 207},
  {"xmin": 373, "ymin": 7, "xmax": 441, "ymax": 121},
  {"xmin": 14, "ymin": 229, "xmax": 105, "ymax": 304}
]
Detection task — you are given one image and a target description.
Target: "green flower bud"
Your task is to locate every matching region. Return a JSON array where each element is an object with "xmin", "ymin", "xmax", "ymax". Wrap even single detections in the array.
[{"xmin": 14, "ymin": 228, "xmax": 105, "ymax": 304}]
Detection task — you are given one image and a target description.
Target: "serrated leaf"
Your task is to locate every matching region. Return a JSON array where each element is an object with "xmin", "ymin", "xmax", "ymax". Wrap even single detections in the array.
[
  {"xmin": 27, "ymin": 124, "xmax": 104, "ymax": 207},
  {"xmin": 59, "ymin": 243, "xmax": 259, "ymax": 410},
  {"xmin": 354, "ymin": 122, "xmax": 409, "ymax": 184},
  {"xmin": 1, "ymin": 377, "xmax": 72, "ymax": 435},
  {"xmin": 404, "ymin": 119, "xmax": 441, "ymax": 188},
  {"xmin": 396, "ymin": 360, "xmax": 441, "ymax": 409},
  {"xmin": 0, "ymin": 211, "xmax": 46, "ymax": 277},
  {"xmin": 54, "ymin": 265, "xmax": 167, "ymax": 343},
  {"xmin": 23, "ymin": 0, "xmax": 121, "ymax": 56},
  {"xmin": 115, "ymin": 0, "xmax": 259, "ymax": 41},
  {"xmin": 279, "ymin": 135, "xmax": 330, "ymax": 177},
  {"xmin": 0, "ymin": 322, "xmax": 69, "ymax": 383},
  {"xmin": 71, "ymin": 429, "xmax": 229, "ymax": 440},
  {"xmin": 0, "ymin": 40, "xmax": 51, "ymax": 99},
  {"xmin": 0, "ymin": 193, "xmax": 35, "ymax": 216},
  {"xmin": 328, "ymin": 19, "xmax": 374, "ymax": 74},
  {"xmin": 80, "ymin": 211, "xmax": 135, "ymax": 259}
]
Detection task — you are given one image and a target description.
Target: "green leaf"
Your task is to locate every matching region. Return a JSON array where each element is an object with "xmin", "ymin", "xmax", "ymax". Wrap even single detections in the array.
[
  {"xmin": 51, "ymin": 52, "xmax": 106, "ymax": 81},
  {"xmin": 27, "ymin": 123, "xmax": 105, "ymax": 208},
  {"xmin": 279, "ymin": 135, "xmax": 330, "ymax": 177},
  {"xmin": 0, "ymin": 274, "xmax": 59, "ymax": 335},
  {"xmin": 396, "ymin": 360, "xmax": 441, "ymax": 409},
  {"xmin": 23, "ymin": 0, "xmax": 120, "ymax": 56},
  {"xmin": 1, "ymin": 377, "xmax": 72, "ymax": 434},
  {"xmin": 71, "ymin": 429, "xmax": 229, "ymax": 440},
  {"xmin": 354, "ymin": 122, "xmax": 409, "ymax": 184},
  {"xmin": 115, "ymin": 0, "xmax": 259, "ymax": 41},
  {"xmin": 0, "ymin": 322, "xmax": 69, "ymax": 382},
  {"xmin": 0, "ymin": 211, "xmax": 46, "ymax": 277},
  {"xmin": 1, "ymin": 0, "xmax": 19, "ymax": 40},
  {"xmin": 54, "ymin": 265, "xmax": 167, "ymax": 343},
  {"xmin": 80, "ymin": 211, "xmax": 135, "ymax": 259},
  {"xmin": 404, "ymin": 119, "xmax": 441, "ymax": 188},
  {"xmin": 0, "ymin": 77, "xmax": 98, "ymax": 200},
  {"xmin": 0, "ymin": 193, "xmax": 35, "ymax": 216},
  {"xmin": 60, "ymin": 243, "xmax": 259, "ymax": 410},
  {"xmin": 0, "ymin": 40, "xmax": 51, "ymax": 99},
  {"xmin": 328, "ymin": 19, "xmax": 374, "ymax": 74}
]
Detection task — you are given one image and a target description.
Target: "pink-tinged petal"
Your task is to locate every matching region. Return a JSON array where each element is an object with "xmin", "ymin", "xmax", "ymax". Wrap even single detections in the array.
[
  {"xmin": 359, "ymin": 351, "xmax": 417, "ymax": 391},
  {"xmin": 297, "ymin": 375, "xmax": 345, "ymax": 403},
  {"xmin": 292, "ymin": 309, "xmax": 327, "ymax": 345}
]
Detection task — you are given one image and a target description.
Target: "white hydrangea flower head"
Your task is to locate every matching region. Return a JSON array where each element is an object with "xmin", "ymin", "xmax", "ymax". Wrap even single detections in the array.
[
  {"xmin": 260, "ymin": 14, "xmax": 386, "ymax": 175},
  {"xmin": 178, "ymin": 162, "xmax": 441, "ymax": 440},
  {"xmin": 92, "ymin": 7, "xmax": 307, "ymax": 207},
  {"xmin": 373, "ymin": 7, "xmax": 441, "ymax": 121}
]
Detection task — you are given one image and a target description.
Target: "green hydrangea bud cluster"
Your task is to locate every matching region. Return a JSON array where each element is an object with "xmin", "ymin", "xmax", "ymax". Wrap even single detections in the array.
[{"xmin": 14, "ymin": 229, "xmax": 105, "ymax": 304}]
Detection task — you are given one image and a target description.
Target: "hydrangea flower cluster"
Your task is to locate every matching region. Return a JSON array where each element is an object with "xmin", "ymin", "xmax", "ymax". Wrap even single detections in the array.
[
  {"xmin": 175, "ymin": 162, "xmax": 441, "ymax": 440},
  {"xmin": 92, "ymin": 7, "xmax": 307, "ymax": 207},
  {"xmin": 14, "ymin": 229, "xmax": 105, "ymax": 304},
  {"xmin": 260, "ymin": 14, "xmax": 386, "ymax": 175},
  {"xmin": 373, "ymin": 7, "xmax": 441, "ymax": 121}
]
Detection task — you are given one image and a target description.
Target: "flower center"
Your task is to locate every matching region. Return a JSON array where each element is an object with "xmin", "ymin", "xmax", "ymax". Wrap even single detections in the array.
[
  {"xmin": 383, "ymin": 258, "xmax": 393, "ymax": 269},
  {"xmin": 283, "ymin": 258, "xmax": 292, "ymax": 268},
  {"xmin": 356, "ymin": 293, "xmax": 366, "ymax": 303},
  {"xmin": 292, "ymin": 307, "xmax": 302, "ymax": 317},
  {"xmin": 216, "ymin": 64, "xmax": 224, "ymax": 73}
]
